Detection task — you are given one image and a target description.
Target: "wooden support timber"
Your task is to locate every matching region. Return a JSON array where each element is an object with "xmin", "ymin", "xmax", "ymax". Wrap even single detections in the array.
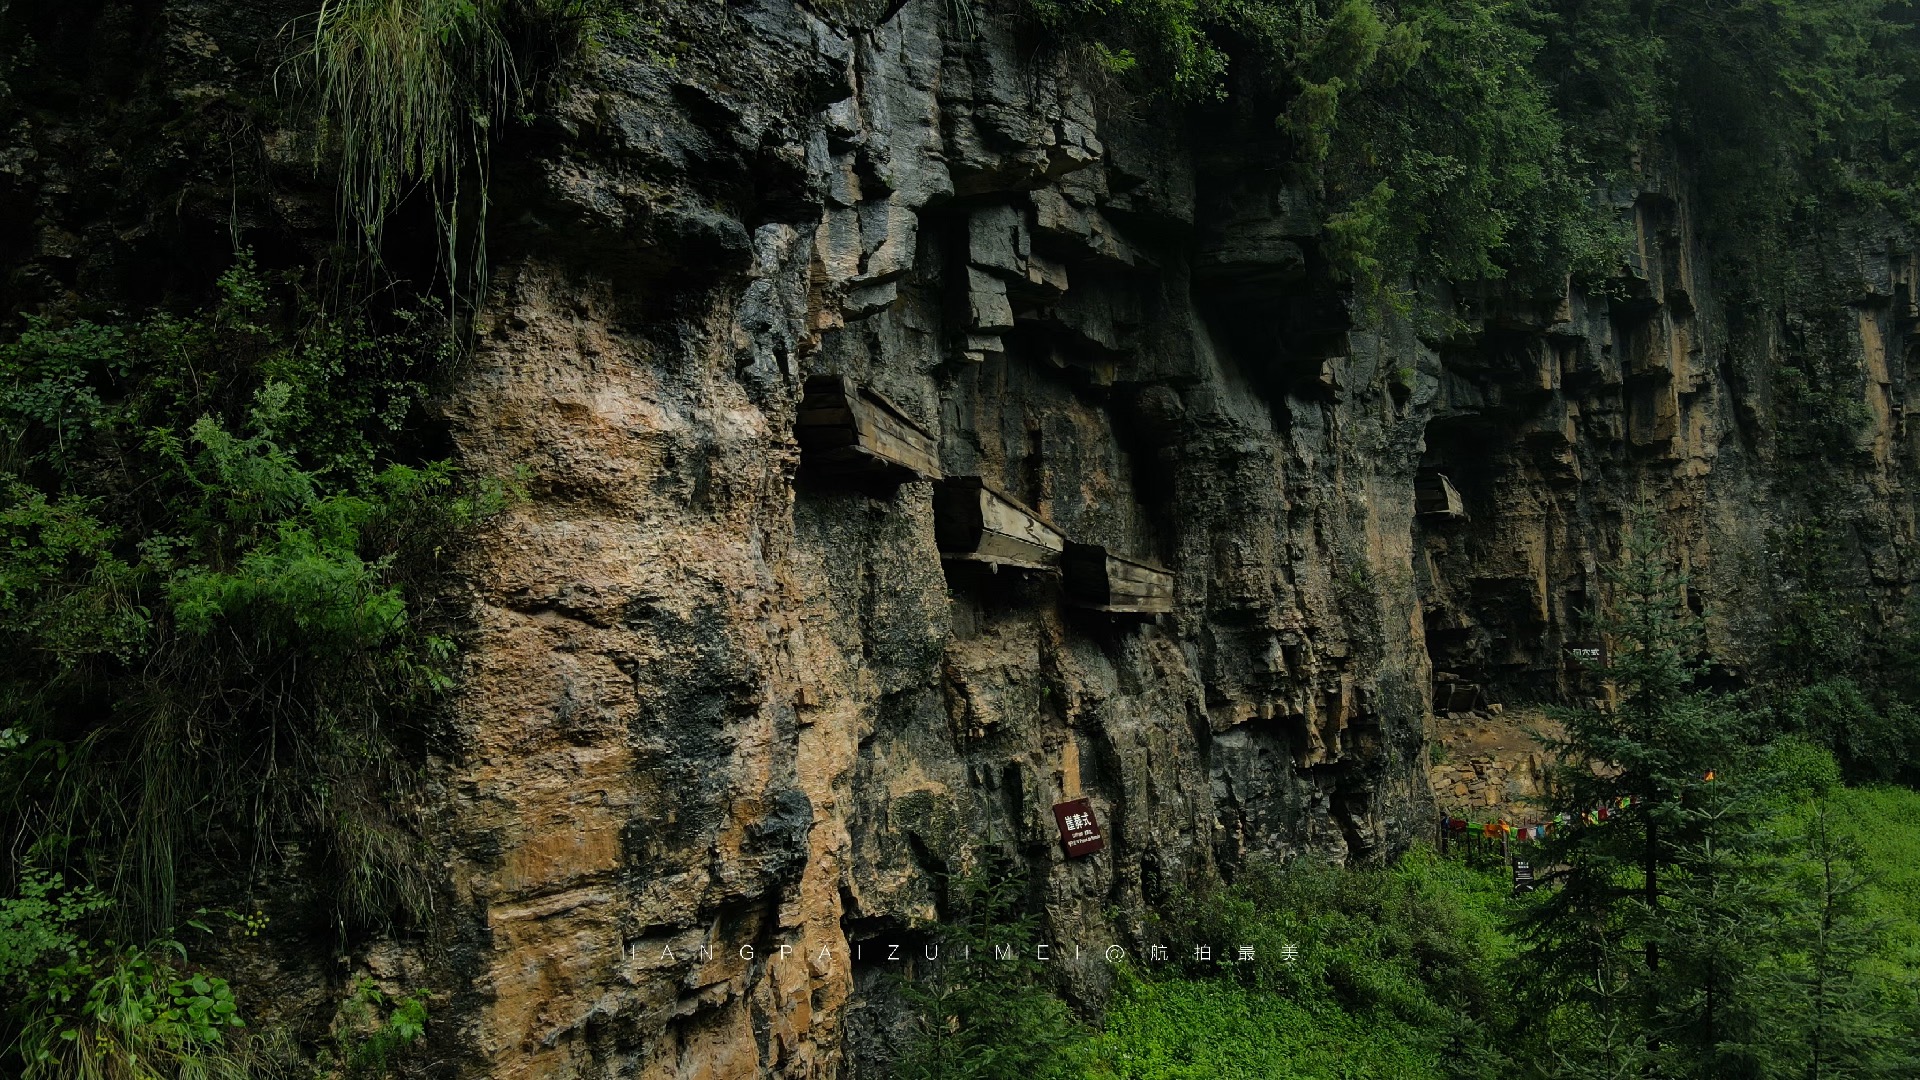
[
  {"xmin": 1415, "ymin": 472, "xmax": 1466, "ymax": 519},
  {"xmin": 1063, "ymin": 543, "xmax": 1174, "ymax": 614},
  {"xmin": 795, "ymin": 375, "xmax": 941, "ymax": 485},
  {"xmin": 933, "ymin": 477, "xmax": 1065, "ymax": 570}
]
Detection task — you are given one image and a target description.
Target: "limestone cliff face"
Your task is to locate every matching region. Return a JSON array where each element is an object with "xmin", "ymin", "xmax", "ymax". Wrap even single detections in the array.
[
  {"xmin": 426, "ymin": 1, "xmax": 1920, "ymax": 1075},
  {"xmin": 6, "ymin": 0, "xmax": 1919, "ymax": 1076},
  {"xmin": 435, "ymin": 2, "xmax": 1437, "ymax": 1073}
]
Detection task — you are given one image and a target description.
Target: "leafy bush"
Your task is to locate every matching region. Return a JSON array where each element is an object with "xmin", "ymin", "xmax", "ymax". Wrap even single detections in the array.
[
  {"xmin": 1092, "ymin": 973, "xmax": 1438, "ymax": 1080},
  {"xmin": 892, "ymin": 850, "xmax": 1089, "ymax": 1080},
  {"xmin": 336, "ymin": 976, "xmax": 428, "ymax": 1077},
  {"xmin": 0, "ymin": 255, "xmax": 500, "ymax": 938},
  {"xmin": 1, "ymin": 871, "xmax": 261, "ymax": 1080}
]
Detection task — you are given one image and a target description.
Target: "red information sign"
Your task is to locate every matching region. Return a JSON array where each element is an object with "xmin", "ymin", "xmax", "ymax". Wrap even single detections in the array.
[{"xmin": 1052, "ymin": 798, "xmax": 1105, "ymax": 858}]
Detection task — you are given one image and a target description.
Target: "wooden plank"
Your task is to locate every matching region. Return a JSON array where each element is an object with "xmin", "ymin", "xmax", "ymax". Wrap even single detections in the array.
[
  {"xmin": 980, "ymin": 494, "xmax": 1061, "ymax": 550},
  {"xmin": 847, "ymin": 386, "xmax": 939, "ymax": 480},
  {"xmin": 798, "ymin": 374, "xmax": 941, "ymax": 483},
  {"xmin": 1063, "ymin": 542, "xmax": 1173, "ymax": 613},
  {"xmin": 795, "ymin": 425, "xmax": 859, "ymax": 449},
  {"xmin": 796, "ymin": 405, "xmax": 855, "ymax": 425},
  {"xmin": 1415, "ymin": 473, "xmax": 1465, "ymax": 518},
  {"xmin": 859, "ymin": 384, "xmax": 935, "ymax": 439},
  {"xmin": 934, "ymin": 477, "xmax": 1063, "ymax": 569}
]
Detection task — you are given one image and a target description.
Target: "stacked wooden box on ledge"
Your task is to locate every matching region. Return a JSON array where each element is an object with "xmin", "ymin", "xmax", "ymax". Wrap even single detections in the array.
[
  {"xmin": 795, "ymin": 375, "xmax": 941, "ymax": 486},
  {"xmin": 1063, "ymin": 543, "xmax": 1174, "ymax": 614},
  {"xmin": 933, "ymin": 477, "xmax": 1065, "ymax": 570}
]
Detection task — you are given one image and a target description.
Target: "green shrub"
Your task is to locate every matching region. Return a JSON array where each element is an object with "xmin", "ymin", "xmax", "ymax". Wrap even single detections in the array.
[
  {"xmin": 1094, "ymin": 851, "xmax": 1517, "ymax": 1080},
  {"xmin": 1091, "ymin": 972, "xmax": 1441, "ymax": 1080},
  {"xmin": 892, "ymin": 850, "xmax": 1089, "ymax": 1080},
  {"xmin": 1781, "ymin": 784, "xmax": 1920, "ymax": 972},
  {"xmin": 1, "ymin": 871, "xmax": 260, "ymax": 1080},
  {"xmin": 1766, "ymin": 737, "xmax": 1845, "ymax": 801},
  {"xmin": 0, "ymin": 256, "xmax": 500, "ymax": 938},
  {"xmin": 337, "ymin": 976, "xmax": 428, "ymax": 1077}
]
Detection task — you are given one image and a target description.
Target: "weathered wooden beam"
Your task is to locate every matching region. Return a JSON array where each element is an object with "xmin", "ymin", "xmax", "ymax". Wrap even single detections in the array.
[
  {"xmin": 1063, "ymin": 542, "xmax": 1174, "ymax": 614},
  {"xmin": 795, "ymin": 375, "xmax": 941, "ymax": 485},
  {"xmin": 1415, "ymin": 472, "xmax": 1466, "ymax": 519},
  {"xmin": 933, "ymin": 477, "xmax": 1064, "ymax": 570}
]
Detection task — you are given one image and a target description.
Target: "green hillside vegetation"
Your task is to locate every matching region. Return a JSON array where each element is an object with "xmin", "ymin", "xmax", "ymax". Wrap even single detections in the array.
[
  {"xmin": 1781, "ymin": 784, "xmax": 1920, "ymax": 972},
  {"xmin": 903, "ymin": 784, "xmax": 1920, "ymax": 1080},
  {"xmin": 901, "ymin": 526, "xmax": 1920, "ymax": 1078},
  {"xmin": 1089, "ymin": 852, "xmax": 1514, "ymax": 1080}
]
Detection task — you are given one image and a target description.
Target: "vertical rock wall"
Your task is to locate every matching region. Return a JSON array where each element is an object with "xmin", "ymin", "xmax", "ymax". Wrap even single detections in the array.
[
  {"xmin": 430, "ymin": 1, "xmax": 1920, "ymax": 1074},
  {"xmin": 437, "ymin": 1, "xmax": 1439, "ymax": 1074}
]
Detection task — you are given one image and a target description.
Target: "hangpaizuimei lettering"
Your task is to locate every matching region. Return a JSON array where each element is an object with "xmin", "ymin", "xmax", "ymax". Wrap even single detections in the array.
[{"xmin": 626, "ymin": 939, "xmax": 1281, "ymax": 973}]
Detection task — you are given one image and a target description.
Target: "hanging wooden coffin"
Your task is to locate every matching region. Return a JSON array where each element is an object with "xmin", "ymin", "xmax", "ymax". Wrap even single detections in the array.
[
  {"xmin": 795, "ymin": 375, "xmax": 941, "ymax": 485},
  {"xmin": 933, "ymin": 477, "xmax": 1065, "ymax": 570},
  {"xmin": 1063, "ymin": 543, "xmax": 1174, "ymax": 614},
  {"xmin": 1414, "ymin": 472, "xmax": 1466, "ymax": 519}
]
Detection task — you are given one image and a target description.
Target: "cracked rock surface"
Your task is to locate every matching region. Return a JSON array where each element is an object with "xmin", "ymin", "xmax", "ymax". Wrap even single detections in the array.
[{"xmin": 430, "ymin": 3, "xmax": 1920, "ymax": 1074}]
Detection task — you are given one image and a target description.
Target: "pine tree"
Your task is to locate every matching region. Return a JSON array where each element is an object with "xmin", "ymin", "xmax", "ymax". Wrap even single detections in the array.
[
  {"xmin": 1757, "ymin": 800, "xmax": 1918, "ymax": 1079},
  {"xmin": 1512, "ymin": 518, "xmax": 1773, "ymax": 1078}
]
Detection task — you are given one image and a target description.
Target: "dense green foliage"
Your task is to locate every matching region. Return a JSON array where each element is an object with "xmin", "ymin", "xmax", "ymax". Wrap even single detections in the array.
[
  {"xmin": 1016, "ymin": 0, "xmax": 1920, "ymax": 307},
  {"xmin": 1514, "ymin": 521, "xmax": 1781, "ymax": 1076},
  {"xmin": 0, "ymin": 258, "xmax": 488, "ymax": 1075},
  {"xmin": 0, "ymin": 1, "xmax": 614, "ymax": 1074},
  {"xmin": 1062, "ymin": 774, "xmax": 1920, "ymax": 1080},
  {"xmin": 0, "ymin": 868, "xmax": 282, "ymax": 1079},
  {"xmin": 1089, "ymin": 851, "xmax": 1513, "ymax": 1080},
  {"xmin": 0, "ymin": 259, "xmax": 481, "ymax": 932},
  {"xmin": 1784, "ymin": 784, "xmax": 1920, "ymax": 970},
  {"xmin": 1018, "ymin": 0, "xmax": 1613, "ymax": 304}
]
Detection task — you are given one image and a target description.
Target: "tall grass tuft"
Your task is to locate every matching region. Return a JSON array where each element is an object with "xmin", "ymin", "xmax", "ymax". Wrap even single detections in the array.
[
  {"xmin": 288, "ymin": 0, "xmax": 511, "ymax": 302},
  {"xmin": 283, "ymin": 0, "xmax": 620, "ymax": 309}
]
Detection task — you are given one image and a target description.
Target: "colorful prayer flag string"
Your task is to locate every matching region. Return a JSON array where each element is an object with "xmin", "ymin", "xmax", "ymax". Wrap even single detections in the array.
[{"xmin": 1439, "ymin": 792, "xmax": 1655, "ymax": 842}]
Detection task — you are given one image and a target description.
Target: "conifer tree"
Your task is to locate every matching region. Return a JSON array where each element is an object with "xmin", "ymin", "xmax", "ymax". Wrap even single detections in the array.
[
  {"xmin": 1513, "ymin": 518, "xmax": 1771, "ymax": 1078},
  {"xmin": 1757, "ymin": 799, "xmax": 1918, "ymax": 1079}
]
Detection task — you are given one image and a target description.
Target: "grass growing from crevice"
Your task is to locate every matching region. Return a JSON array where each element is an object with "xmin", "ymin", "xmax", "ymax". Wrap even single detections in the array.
[{"xmin": 283, "ymin": 0, "xmax": 627, "ymax": 308}]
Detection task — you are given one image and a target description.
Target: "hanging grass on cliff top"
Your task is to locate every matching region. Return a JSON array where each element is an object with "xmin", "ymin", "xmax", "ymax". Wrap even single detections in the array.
[{"xmin": 283, "ymin": 0, "xmax": 626, "ymax": 303}]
